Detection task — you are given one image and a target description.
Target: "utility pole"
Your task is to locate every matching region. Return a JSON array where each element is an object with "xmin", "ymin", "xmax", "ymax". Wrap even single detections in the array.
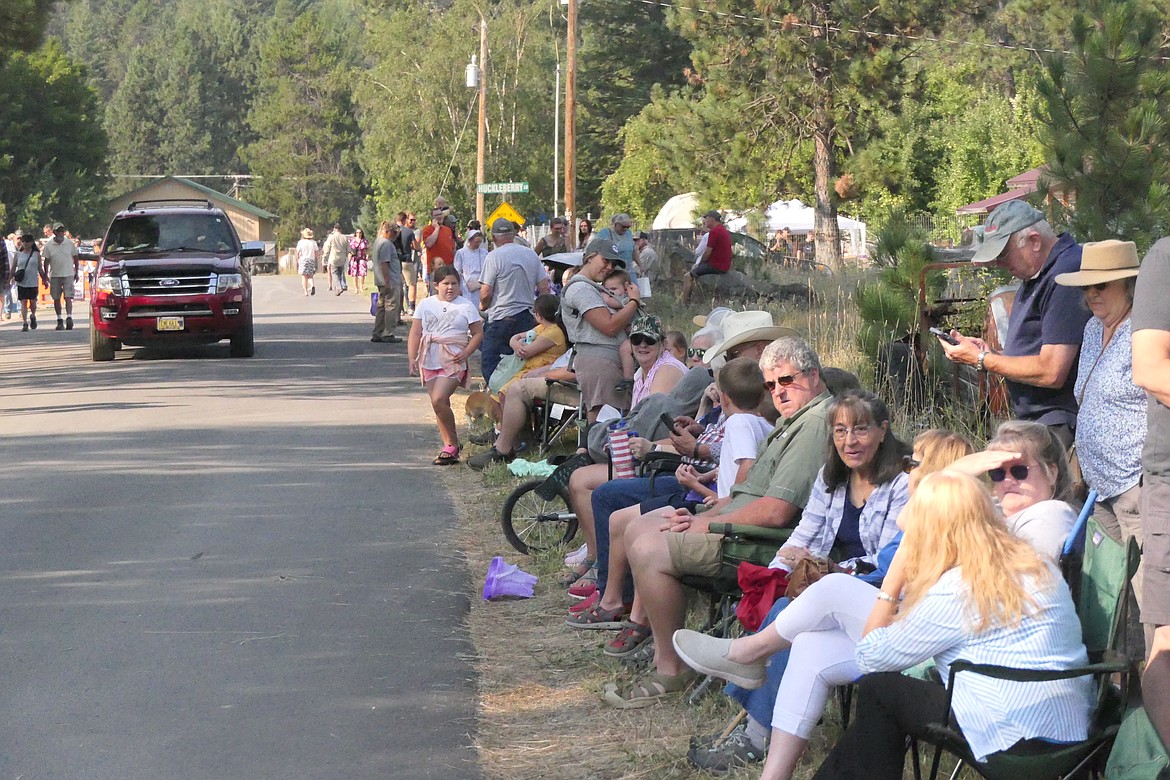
[
  {"xmin": 554, "ymin": 60, "xmax": 560, "ymax": 219},
  {"xmin": 475, "ymin": 15, "xmax": 488, "ymax": 225},
  {"xmin": 564, "ymin": 0, "xmax": 577, "ymax": 239}
]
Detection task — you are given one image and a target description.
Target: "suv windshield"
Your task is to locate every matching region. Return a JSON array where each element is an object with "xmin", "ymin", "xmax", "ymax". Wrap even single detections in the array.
[{"xmin": 106, "ymin": 213, "xmax": 238, "ymax": 254}]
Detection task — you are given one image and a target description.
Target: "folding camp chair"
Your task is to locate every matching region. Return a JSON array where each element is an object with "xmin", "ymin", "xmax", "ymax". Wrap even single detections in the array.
[{"xmin": 913, "ymin": 518, "xmax": 1141, "ymax": 780}]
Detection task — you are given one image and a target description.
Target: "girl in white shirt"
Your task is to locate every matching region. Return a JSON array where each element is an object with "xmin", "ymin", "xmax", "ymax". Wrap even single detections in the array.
[{"xmin": 408, "ymin": 265, "xmax": 484, "ymax": 465}]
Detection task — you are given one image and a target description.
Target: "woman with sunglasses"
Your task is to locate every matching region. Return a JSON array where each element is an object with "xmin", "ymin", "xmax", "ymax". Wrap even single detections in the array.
[
  {"xmin": 681, "ymin": 429, "xmax": 973, "ymax": 776},
  {"xmin": 11, "ymin": 233, "xmax": 47, "ymax": 330},
  {"xmin": 1053, "ymin": 241, "xmax": 1145, "ymax": 552},
  {"xmin": 629, "ymin": 312, "xmax": 686, "ymax": 408}
]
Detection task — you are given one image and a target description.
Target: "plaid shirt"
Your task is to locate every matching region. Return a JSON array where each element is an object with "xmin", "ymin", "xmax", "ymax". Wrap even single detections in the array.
[{"xmin": 682, "ymin": 408, "xmax": 726, "ymax": 470}]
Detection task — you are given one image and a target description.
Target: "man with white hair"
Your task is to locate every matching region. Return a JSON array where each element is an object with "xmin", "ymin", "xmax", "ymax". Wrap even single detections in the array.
[{"xmin": 938, "ymin": 200, "xmax": 1088, "ymax": 448}]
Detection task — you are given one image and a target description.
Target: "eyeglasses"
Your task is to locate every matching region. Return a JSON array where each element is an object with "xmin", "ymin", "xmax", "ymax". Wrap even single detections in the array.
[
  {"xmin": 832, "ymin": 424, "xmax": 874, "ymax": 441},
  {"xmin": 687, "ymin": 347, "xmax": 704, "ymax": 358},
  {"xmin": 763, "ymin": 373, "xmax": 802, "ymax": 392},
  {"xmin": 989, "ymin": 464, "xmax": 1032, "ymax": 482},
  {"xmin": 901, "ymin": 455, "xmax": 921, "ymax": 473},
  {"xmin": 629, "ymin": 334, "xmax": 659, "ymax": 347}
]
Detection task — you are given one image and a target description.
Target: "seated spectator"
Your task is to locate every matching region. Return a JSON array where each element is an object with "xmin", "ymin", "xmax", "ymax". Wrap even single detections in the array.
[
  {"xmin": 683, "ymin": 429, "xmax": 974, "ymax": 774},
  {"xmin": 599, "ymin": 336, "xmax": 833, "ymax": 707},
  {"xmin": 665, "ymin": 330, "xmax": 688, "ymax": 364},
  {"xmin": 566, "ymin": 358, "xmax": 772, "ymax": 652},
  {"xmin": 489, "ymin": 294, "xmax": 568, "ymax": 395},
  {"xmin": 948, "ymin": 419, "xmax": 1077, "ymax": 561},
  {"xmin": 678, "ymin": 471, "xmax": 1093, "ymax": 779},
  {"xmin": 628, "ymin": 312, "xmax": 686, "ymax": 407},
  {"xmin": 680, "ymin": 210, "xmax": 733, "ymax": 304}
]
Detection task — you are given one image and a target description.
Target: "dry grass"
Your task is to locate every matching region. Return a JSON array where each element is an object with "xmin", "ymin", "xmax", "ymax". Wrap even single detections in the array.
[{"xmin": 436, "ymin": 275, "xmax": 962, "ymax": 779}]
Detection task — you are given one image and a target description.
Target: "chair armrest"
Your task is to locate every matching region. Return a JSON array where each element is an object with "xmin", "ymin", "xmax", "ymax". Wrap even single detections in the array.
[
  {"xmin": 947, "ymin": 657, "xmax": 1128, "ymax": 685},
  {"xmin": 708, "ymin": 523, "xmax": 792, "ymax": 544},
  {"xmin": 638, "ymin": 451, "xmax": 685, "ymax": 474}
]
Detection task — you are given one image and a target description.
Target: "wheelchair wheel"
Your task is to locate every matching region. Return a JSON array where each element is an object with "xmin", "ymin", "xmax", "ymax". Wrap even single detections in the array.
[{"xmin": 501, "ymin": 478, "xmax": 578, "ymax": 555}]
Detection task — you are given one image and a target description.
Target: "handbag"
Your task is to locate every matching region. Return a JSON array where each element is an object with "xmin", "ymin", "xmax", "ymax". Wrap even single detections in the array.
[{"xmin": 784, "ymin": 556, "xmax": 844, "ymax": 599}]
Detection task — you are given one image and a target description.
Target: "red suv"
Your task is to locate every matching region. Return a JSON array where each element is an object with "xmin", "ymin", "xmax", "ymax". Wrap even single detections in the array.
[{"xmin": 90, "ymin": 200, "xmax": 263, "ymax": 360}]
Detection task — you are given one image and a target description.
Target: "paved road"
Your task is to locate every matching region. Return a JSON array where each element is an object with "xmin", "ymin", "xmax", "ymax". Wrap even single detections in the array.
[{"xmin": 0, "ymin": 278, "xmax": 480, "ymax": 779}]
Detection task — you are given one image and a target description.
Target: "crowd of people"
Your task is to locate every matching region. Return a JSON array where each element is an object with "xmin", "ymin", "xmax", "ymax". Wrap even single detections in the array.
[
  {"xmin": 418, "ymin": 196, "xmax": 1168, "ymax": 777},
  {"xmin": 1, "ymin": 222, "xmax": 86, "ymax": 332}
]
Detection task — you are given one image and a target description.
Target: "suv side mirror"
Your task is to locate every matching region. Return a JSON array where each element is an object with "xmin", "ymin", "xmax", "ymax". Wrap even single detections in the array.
[{"xmin": 240, "ymin": 241, "xmax": 265, "ymax": 258}]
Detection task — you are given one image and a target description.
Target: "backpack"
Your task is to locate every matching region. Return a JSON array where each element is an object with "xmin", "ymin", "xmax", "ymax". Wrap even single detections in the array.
[{"xmin": 1106, "ymin": 707, "xmax": 1170, "ymax": 780}]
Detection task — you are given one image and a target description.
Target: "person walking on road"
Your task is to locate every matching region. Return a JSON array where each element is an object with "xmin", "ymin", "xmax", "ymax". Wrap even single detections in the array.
[
  {"xmin": 321, "ymin": 223, "xmax": 350, "ymax": 295},
  {"xmin": 41, "ymin": 222, "xmax": 79, "ymax": 330},
  {"xmin": 11, "ymin": 232, "xmax": 46, "ymax": 331},
  {"xmin": 296, "ymin": 228, "xmax": 319, "ymax": 296},
  {"xmin": 348, "ymin": 228, "xmax": 370, "ymax": 295},
  {"xmin": 371, "ymin": 221, "xmax": 403, "ymax": 344}
]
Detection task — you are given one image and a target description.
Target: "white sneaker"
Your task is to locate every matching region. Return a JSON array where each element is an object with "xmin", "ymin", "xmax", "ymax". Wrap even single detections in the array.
[{"xmin": 564, "ymin": 543, "xmax": 589, "ymax": 567}]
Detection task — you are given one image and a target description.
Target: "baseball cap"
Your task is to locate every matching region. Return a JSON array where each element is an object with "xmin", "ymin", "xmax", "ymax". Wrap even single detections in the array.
[
  {"xmin": 635, "ymin": 231, "xmax": 650, "ymax": 241},
  {"xmin": 551, "ymin": 216, "xmax": 568, "ymax": 226},
  {"xmin": 971, "ymin": 200, "xmax": 1044, "ymax": 264},
  {"xmin": 583, "ymin": 238, "xmax": 625, "ymax": 268},
  {"xmin": 612, "ymin": 213, "xmax": 633, "ymax": 227},
  {"xmin": 52, "ymin": 222, "xmax": 65, "ymax": 232},
  {"xmin": 701, "ymin": 210, "xmax": 722, "ymax": 222},
  {"xmin": 490, "ymin": 217, "xmax": 515, "ymax": 235}
]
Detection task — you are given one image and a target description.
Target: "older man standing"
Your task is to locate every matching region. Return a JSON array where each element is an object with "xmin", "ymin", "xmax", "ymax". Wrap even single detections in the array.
[
  {"xmin": 478, "ymin": 217, "xmax": 551, "ymax": 383},
  {"xmin": 601, "ymin": 336, "xmax": 832, "ymax": 708},
  {"xmin": 596, "ymin": 213, "xmax": 640, "ymax": 283},
  {"xmin": 321, "ymin": 223, "xmax": 350, "ymax": 295},
  {"xmin": 680, "ymin": 210, "xmax": 733, "ymax": 304},
  {"xmin": 41, "ymin": 222, "xmax": 79, "ymax": 330},
  {"xmin": 938, "ymin": 200, "xmax": 1088, "ymax": 448},
  {"xmin": 370, "ymin": 221, "xmax": 403, "ymax": 344}
]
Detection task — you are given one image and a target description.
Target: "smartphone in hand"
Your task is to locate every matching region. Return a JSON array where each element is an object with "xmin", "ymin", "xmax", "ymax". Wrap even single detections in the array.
[
  {"xmin": 929, "ymin": 327, "xmax": 960, "ymax": 346},
  {"xmin": 659, "ymin": 412, "xmax": 678, "ymax": 432}
]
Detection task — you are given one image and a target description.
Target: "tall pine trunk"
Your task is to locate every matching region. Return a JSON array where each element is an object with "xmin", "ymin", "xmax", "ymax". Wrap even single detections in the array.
[{"xmin": 812, "ymin": 86, "xmax": 843, "ymax": 275}]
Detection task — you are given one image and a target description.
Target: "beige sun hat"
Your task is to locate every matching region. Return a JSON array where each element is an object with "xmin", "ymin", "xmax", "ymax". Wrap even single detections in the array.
[
  {"xmin": 702, "ymin": 310, "xmax": 800, "ymax": 364},
  {"xmin": 1054, "ymin": 239, "xmax": 1140, "ymax": 287},
  {"xmin": 301, "ymin": 227, "xmax": 314, "ymax": 239}
]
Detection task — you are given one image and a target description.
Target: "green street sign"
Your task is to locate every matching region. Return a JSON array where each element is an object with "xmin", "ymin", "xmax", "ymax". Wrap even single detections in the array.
[{"xmin": 477, "ymin": 181, "xmax": 529, "ymax": 194}]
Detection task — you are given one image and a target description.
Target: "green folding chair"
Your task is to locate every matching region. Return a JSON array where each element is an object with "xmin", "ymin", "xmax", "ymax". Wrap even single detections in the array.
[{"xmin": 914, "ymin": 518, "xmax": 1141, "ymax": 780}]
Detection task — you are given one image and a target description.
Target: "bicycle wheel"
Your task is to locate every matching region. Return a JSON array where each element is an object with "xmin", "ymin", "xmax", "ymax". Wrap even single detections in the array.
[{"xmin": 501, "ymin": 478, "xmax": 579, "ymax": 555}]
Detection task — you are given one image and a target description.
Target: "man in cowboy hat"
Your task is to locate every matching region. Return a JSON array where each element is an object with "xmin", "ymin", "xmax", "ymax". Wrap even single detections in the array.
[
  {"xmin": 1132, "ymin": 235, "xmax": 1170, "ymax": 745},
  {"xmin": 937, "ymin": 200, "xmax": 1088, "ymax": 447},
  {"xmin": 601, "ymin": 334, "xmax": 833, "ymax": 708}
]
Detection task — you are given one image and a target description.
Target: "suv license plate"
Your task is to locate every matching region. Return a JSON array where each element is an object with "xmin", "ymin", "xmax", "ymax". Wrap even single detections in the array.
[{"xmin": 157, "ymin": 316, "xmax": 185, "ymax": 332}]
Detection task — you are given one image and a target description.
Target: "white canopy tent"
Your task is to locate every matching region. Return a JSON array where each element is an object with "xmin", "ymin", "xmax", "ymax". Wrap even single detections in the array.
[{"xmin": 651, "ymin": 192, "xmax": 702, "ymax": 229}]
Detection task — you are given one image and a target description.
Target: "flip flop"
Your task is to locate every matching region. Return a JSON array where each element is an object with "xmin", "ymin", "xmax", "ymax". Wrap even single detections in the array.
[{"xmin": 433, "ymin": 449, "xmax": 460, "ymax": 466}]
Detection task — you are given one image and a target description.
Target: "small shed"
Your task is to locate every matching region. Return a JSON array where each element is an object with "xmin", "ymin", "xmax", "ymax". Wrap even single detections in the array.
[{"xmin": 107, "ymin": 177, "xmax": 279, "ymax": 243}]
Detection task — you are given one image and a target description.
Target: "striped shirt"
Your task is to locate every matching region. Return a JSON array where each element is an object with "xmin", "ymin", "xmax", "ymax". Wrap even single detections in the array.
[{"xmin": 856, "ymin": 565, "xmax": 1093, "ymax": 762}]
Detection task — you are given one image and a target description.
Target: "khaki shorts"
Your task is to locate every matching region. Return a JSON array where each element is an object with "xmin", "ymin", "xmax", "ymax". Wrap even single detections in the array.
[
  {"xmin": 50, "ymin": 276, "xmax": 75, "ymax": 300},
  {"xmin": 1141, "ymin": 476, "xmax": 1170, "ymax": 625},
  {"xmin": 573, "ymin": 353, "xmax": 628, "ymax": 412},
  {"xmin": 665, "ymin": 532, "xmax": 724, "ymax": 578}
]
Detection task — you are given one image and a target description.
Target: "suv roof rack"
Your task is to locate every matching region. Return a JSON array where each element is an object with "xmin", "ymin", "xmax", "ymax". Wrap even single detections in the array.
[{"xmin": 125, "ymin": 198, "xmax": 216, "ymax": 211}]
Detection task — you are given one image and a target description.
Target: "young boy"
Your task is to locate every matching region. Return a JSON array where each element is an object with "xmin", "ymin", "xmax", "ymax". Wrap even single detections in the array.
[
  {"xmin": 601, "ymin": 269, "xmax": 637, "ymax": 382},
  {"xmin": 676, "ymin": 357, "xmax": 772, "ymax": 504}
]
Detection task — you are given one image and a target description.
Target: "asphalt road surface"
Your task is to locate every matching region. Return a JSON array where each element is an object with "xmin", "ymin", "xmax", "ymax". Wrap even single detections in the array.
[{"xmin": 0, "ymin": 277, "xmax": 480, "ymax": 779}]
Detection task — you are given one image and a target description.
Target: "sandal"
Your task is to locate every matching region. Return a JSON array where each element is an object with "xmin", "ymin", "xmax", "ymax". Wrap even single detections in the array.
[
  {"xmin": 601, "ymin": 668, "xmax": 698, "ymax": 709},
  {"xmin": 604, "ymin": 621, "xmax": 652, "ymax": 657},
  {"xmin": 558, "ymin": 559, "xmax": 595, "ymax": 588},
  {"xmin": 433, "ymin": 449, "xmax": 460, "ymax": 466},
  {"xmin": 566, "ymin": 566, "xmax": 598, "ymax": 600},
  {"xmin": 564, "ymin": 602, "xmax": 630, "ymax": 630},
  {"xmin": 621, "ymin": 636, "xmax": 655, "ymax": 672}
]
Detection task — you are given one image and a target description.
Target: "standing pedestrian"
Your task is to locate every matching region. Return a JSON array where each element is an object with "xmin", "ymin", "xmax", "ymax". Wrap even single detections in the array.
[
  {"xmin": 0, "ymin": 231, "xmax": 10, "ymax": 320},
  {"xmin": 41, "ymin": 222, "xmax": 79, "ymax": 330},
  {"xmin": 534, "ymin": 216, "xmax": 570, "ymax": 258},
  {"xmin": 348, "ymin": 228, "xmax": 370, "ymax": 295},
  {"xmin": 454, "ymin": 229, "xmax": 488, "ymax": 302},
  {"xmin": 422, "ymin": 204, "xmax": 457, "ymax": 278},
  {"xmin": 408, "ymin": 265, "xmax": 484, "ymax": 466},
  {"xmin": 396, "ymin": 212, "xmax": 419, "ymax": 314},
  {"xmin": 596, "ymin": 213, "xmax": 640, "ymax": 284},
  {"xmin": 295, "ymin": 228, "xmax": 319, "ymax": 296},
  {"xmin": 321, "ymin": 223, "xmax": 350, "ymax": 295},
  {"xmin": 478, "ymin": 217, "xmax": 551, "ymax": 382},
  {"xmin": 370, "ymin": 221, "xmax": 403, "ymax": 344},
  {"xmin": 11, "ymin": 232, "xmax": 46, "ymax": 331},
  {"xmin": 577, "ymin": 218, "xmax": 594, "ymax": 250}
]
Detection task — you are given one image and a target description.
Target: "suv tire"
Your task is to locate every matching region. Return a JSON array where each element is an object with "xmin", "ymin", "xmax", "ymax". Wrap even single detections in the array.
[
  {"xmin": 229, "ymin": 315, "xmax": 255, "ymax": 358},
  {"xmin": 91, "ymin": 323, "xmax": 115, "ymax": 361}
]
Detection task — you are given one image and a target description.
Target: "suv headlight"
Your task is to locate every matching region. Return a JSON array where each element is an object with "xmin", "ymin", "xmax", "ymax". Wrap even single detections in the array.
[
  {"xmin": 96, "ymin": 274, "xmax": 122, "ymax": 294},
  {"xmin": 216, "ymin": 273, "xmax": 245, "ymax": 292}
]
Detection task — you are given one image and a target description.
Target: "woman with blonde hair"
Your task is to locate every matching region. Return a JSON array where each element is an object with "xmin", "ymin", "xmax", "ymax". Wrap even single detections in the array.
[{"xmin": 677, "ymin": 470, "xmax": 1092, "ymax": 779}]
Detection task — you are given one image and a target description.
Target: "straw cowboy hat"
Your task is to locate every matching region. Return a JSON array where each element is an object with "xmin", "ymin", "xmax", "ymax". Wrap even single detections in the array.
[
  {"xmin": 1054, "ymin": 239, "xmax": 1140, "ymax": 287},
  {"xmin": 703, "ymin": 310, "xmax": 799, "ymax": 364},
  {"xmin": 301, "ymin": 228, "xmax": 314, "ymax": 239}
]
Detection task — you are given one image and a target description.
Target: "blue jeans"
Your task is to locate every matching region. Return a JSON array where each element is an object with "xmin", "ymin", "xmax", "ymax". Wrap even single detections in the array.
[
  {"xmin": 3, "ymin": 283, "xmax": 18, "ymax": 314},
  {"xmin": 482, "ymin": 311, "xmax": 535, "ymax": 384},
  {"xmin": 726, "ymin": 597, "xmax": 793, "ymax": 726},
  {"xmin": 332, "ymin": 264, "xmax": 347, "ymax": 291},
  {"xmin": 591, "ymin": 474, "xmax": 685, "ymax": 603}
]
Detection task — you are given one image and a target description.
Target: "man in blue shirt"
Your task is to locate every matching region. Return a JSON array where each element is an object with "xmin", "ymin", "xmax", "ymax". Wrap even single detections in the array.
[{"xmin": 938, "ymin": 200, "xmax": 1088, "ymax": 448}]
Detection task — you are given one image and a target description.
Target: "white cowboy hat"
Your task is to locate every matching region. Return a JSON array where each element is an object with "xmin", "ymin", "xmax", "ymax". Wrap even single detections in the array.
[{"xmin": 702, "ymin": 310, "xmax": 800, "ymax": 364}]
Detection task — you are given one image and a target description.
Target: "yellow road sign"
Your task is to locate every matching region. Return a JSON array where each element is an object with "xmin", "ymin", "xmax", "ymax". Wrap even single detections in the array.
[{"xmin": 485, "ymin": 201, "xmax": 525, "ymax": 228}]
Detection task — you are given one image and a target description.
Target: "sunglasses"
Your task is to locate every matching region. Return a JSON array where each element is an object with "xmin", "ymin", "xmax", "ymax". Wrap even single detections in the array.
[
  {"xmin": 901, "ymin": 455, "xmax": 921, "ymax": 474},
  {"xmin": 989, "ymin": 464, "xmax": 1032, "ymax": 482},
  {"xmin": 687, "ymin": 347, "xmax": 704, "ymax": 358},
  {"xmin": 629, "ymin": 334, "xmax": 659, "ymax": 347},
  {"xmin": 1085, "ymin": 282, "xmax": 1111, "ymax": 292},
  {"xmin": 763, "ymin": 372, "xmax": 801, "ymax": 392}
]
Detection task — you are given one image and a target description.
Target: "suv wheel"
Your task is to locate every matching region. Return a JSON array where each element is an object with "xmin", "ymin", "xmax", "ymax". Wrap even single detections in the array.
[
  {"xmin": 229, "ymin": 315, "xmax": 255, "ymax": 358},
  {"xmin": 90, "ymin": 323, "xmax": 115, "ymax": 361}
]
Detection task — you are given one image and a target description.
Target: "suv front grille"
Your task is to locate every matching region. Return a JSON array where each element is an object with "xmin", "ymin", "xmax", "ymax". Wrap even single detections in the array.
[{"xmin": 124, "ymin": 273, "xmax": 215, "ymax": 297}]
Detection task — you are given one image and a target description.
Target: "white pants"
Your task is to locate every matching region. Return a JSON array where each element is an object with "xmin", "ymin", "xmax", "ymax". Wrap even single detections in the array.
[{"xmin": 769, "ymin": 573, "xmax": 879, "ymax": 738}]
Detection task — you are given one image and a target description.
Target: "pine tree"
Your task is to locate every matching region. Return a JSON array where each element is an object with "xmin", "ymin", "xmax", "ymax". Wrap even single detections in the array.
[{"xmin": 1037, "ymin": 0, "xmax": 1170, "ymax": 250}]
